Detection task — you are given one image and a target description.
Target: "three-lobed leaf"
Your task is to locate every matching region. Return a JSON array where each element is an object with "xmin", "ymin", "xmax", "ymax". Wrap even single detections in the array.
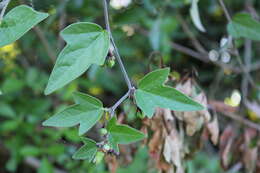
[
  {"xmin": 227, "ymin": 13, "xmax": 260, "ymax": 41},
  {"xmin": 0, "ymin": 5, "xmax": 49, "ymax": 47},
  {"xmin": 107, "ymin": 117, "xmax": 145, "ymax": 153},
  {"xmin": 42, "ymin": 92, "xmax": 104, "ymax": 135},
  {"xmin": 72, "ymin": 138, "xmax": 97, "ymax": 161},
  {"xmin": 134, "ymin": 68, "xmax": 204, "ymax": 117},
  {"xmin": 44, "ymin": 22, "xmax": 110, "ymax": 95}
]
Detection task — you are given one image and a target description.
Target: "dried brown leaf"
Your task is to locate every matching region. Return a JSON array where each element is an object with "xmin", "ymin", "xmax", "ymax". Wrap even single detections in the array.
[
  {"xmin": 243, "ymin": 129, "xmax": 258, "ymax": 173},
  {"xmin": 221, "ymin": 138, "xmax": 233, "ymax": 169},
  {"xmin": 163, "ymin": 130, "xmax": 184, "ymax": 173},
  {"xmin": 184, "ymin": 111, "xmax": 204, "ymax": 136},
  {"xmin": 176, "ymin": 79, "xmax": 193, "ymax": 96},
  {"xmin": 220, "ymin": 126, "xmax": 236, "ymax": 170},
  {"xmin": 206, "ymin": 113, "xmax": 219, "ymax": 145},
  {"xmin": 194, "ymin": 92, "xmax": 211, "ymax": 123},
  {"xmin": 105, "ymin": 155, "xmax": 118, "ymax": 173}
]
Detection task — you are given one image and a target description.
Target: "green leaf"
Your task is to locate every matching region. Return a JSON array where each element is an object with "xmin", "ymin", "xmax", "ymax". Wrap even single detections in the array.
[
  {"xmin": 38, "ymin": 158, "xmax": 54, "ymax": 173},
  {"xmin": 42, "ymin": 92, "xmax": 104, "ymax": 135},
  {"xmin": 107, "ymin": 117, "xmax": 145, "ymax": 147},
  {"xmin": 227, "ymin": 13, "xmax": 260, "ymax": 41},
  {"xmin": 2, "ymin": 77, "xmax": 25, "ymax": 93},
  {"xmin": 72, "ymin": 138, "xmax": 97, "ymax": 161},
  {"xmin": 44, "ymin": 22, "xmax": 110, "ymax": 95},
  {"xmin": 0, "ymin": 5, "xmax": 48, "ymax": 47},
  {"xmin": 134, "ymin": 68, "xmax": 204, "ymax": 117},
  {"xmin": 20, "ymin": 146, "xmax": 41, "ymax": 156},
  {"xmin": 0, "ymin": 102, "xmax": 16, "ymax": 118},
  {"xmin": 108, "ymin": 133, "xmax": 119, "ymax": 154}
]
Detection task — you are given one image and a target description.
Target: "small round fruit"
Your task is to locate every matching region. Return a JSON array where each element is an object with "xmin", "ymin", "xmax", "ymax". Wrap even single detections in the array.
[
  {"xmin": 103, "ymin": 144, "xmax": 110, "ymax": 151},
  {"xmin": 209, "ymin": 50, "xmax": 219, "ymax": 62},
  {"xmin": 221, "ymin": 51, "xmax": 231, "ymax": 63},
  {"xmin": 99, "ymin": 128, "xmax": 108, "ymax": 135}
]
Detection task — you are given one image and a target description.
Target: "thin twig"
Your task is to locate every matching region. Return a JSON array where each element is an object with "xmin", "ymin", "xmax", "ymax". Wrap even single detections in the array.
[
  {"xmin": 234, "ymin": 41, "xmax": 259, "ymax": 90},
  {"xmin": 171, "ymin": 42, "xmax": 241, "ymax": 72},
  {"xmin": 209, "ymin": 69, "xmax": 224, "ymax": 99},
  {"xmin": 218, "ymin": 0, "xmax": 232, "ymax": 22},
  {"xmin": 102, "ymin": 0, "xmax": 133, "ymax": 90},
  {"xmin": 218, "ymin": 0, "xmax": 260, "ymax": 91},
  {"xmin": 171, "ymin": 42, "xmax": 209, "ymax": 62},
  {"xmin": 176, "ymin": 13, "xmax": 207, "ymax": 54},
  {"xmin": 220, "ymin": 112, "xmax": 260, "ymax": 132},
  {"xmin": 242, "ymin": 39, "xmax": 252, "ymax": 103},
  {"xmin": 250, "ymin": 61, "xmax": 260, "ymax": 72},
  {"xmin": 134, "ymin": 25, "xmax": 260, "ymax": 73},
  {"xmin": 33, "ymin": 26, "xmax": 56, "ymax": 63},
  {"xmin": 57, "ymin": 12, "xmax": 67, "ymax": 50},
  {"xmin": 102, "ymin": 0, "xmax": 135, "ymax": 116},
  {"xmin": 209, "ymin": 101, "xmax": 260, "ymax": 131},
  {"xmin": 56, "ymin": 0, "xmax": 69, "ymax": 50},
  {"xmin": 0, "ymin": 0, "xmax": 11, "ymax": 21},
  {"xmin": 109, "ymin": 90, "xmax": 131, "ymax": 116}
]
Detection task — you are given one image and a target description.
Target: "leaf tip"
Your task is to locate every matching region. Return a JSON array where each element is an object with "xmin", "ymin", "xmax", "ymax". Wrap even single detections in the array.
[
  {"xmin": 78, "ymin": 127, "xmax": 87, "ymax": 136},
  {"xmin": 44, "ymin": 85, "xmax": 54, "ymax": 95},
  {"xmin": 44, "ymin": 89, "xmax": 50, "ymax": 95},
  {"xmin": 42, "ymin": 116, "xmax": 55, "ymax": 127},
  {"xmin": 72, "ymin": 153, "xmax": 79, "ymax": 160},
  {"xmin": 42, "ymin": 119, "xmax": 49, "ymax": 126},
  {"xmin": 191, "ymin": 101, "xmax": 205, "ymax": 111}
]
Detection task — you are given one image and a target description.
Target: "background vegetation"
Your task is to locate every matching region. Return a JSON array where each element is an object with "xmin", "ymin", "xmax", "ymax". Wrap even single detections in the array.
[{"xmin": 0, "ymin": 0, "xmax": 260, "ymax": 172}]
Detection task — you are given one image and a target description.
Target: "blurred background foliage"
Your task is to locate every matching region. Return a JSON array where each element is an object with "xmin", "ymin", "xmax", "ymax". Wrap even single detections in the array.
[{"xmin": 0, "ymin": 0, "xmax": 260, "ymax": 172}]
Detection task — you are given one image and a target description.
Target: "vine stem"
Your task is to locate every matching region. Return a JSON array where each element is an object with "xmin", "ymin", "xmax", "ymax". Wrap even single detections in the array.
[
  {"xmin": 218, "ymin": 0, "xmax": 232, "ymax": 22},
  {"xmin": 102, "ymin": 0, "xmax": 135, "ymax": 116},
  {"xmin": 102, "ymin": 0, "xmax": 133, "ymax": 90},
  {"xmin": 218, "ymin": 0, "xmax": 259, "ymax": 90},
  {"xmin": 109, "ymin": 90, "xmax": 131, "ymax": 116}
]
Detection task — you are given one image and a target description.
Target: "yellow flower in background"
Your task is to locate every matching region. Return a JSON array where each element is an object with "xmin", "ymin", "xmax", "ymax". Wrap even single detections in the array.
[
  {"xmin": 88, "ymin": 86, "xmax": 104, "ymax": 96},
  {"xmin": 0, "ymin": 43, "xmax": 20, "ymax": 71},
  {"xmin": 224, "ymin": 90, "xmax": 241, "ymax": 107},
  {"xmin": 213, "ymin": 5, "xmax": 223, "ymax": 18},
  {"xmin": 48, "ymin": 7, "xmax": 57, "ymax": 15},
  {"xmin": 224, "ymin": 68, "xmax": 232, "ymax": 75},
  {"xmin": 0, "ymin": 43, "xmax": 20, "ymax": 59},
  {"xmin": 247, "ymin": 110, "xmax": 259, "ymax": 122}
]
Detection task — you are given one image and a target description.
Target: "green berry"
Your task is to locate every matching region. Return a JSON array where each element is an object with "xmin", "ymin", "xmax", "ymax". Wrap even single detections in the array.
[
  {"xmin": 107, "ymin": 59, "xmax": 115, "ymax": 68},
  {"xmin": 209, "ymin": 49, "xmax": 219, "ymax": 62},
  {"xmin": 103, "ymin": 144, "xmax": 110, "ymax": 151},
  {"xmin": 100, "ymin": 128, "xmax": 108, "ymax": 135}
]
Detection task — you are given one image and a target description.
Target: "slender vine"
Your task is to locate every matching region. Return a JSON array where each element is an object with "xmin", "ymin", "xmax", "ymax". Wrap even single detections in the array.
[
  {"xmin": 102, "ymin": 0, "xmax": 133, "ymax": 90},
  {"xmin": 102, "ymin": 0, "xmax": 135, "ymax": 116}
]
